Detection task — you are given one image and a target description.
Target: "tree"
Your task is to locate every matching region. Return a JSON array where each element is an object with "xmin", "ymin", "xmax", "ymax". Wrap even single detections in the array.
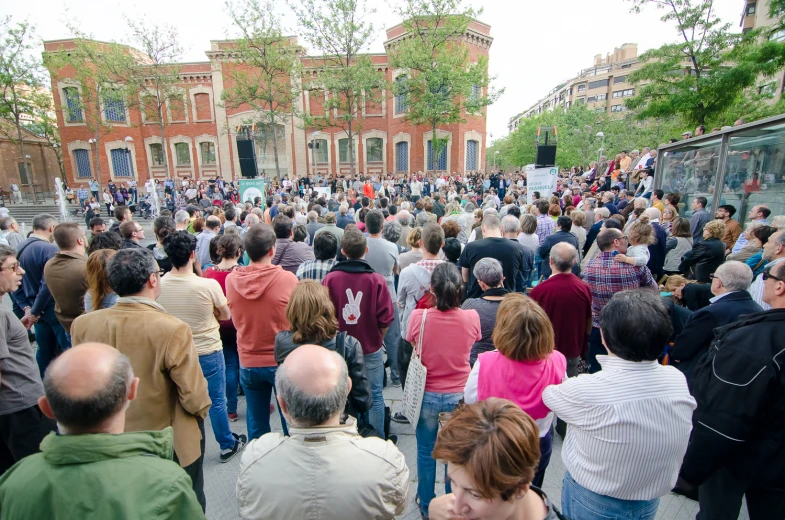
[
  {"xmin": 0, "ymin": 17, "xmax": 43, "ymax": 185},
  {"xmin": 388, "ymin": 0, "xmax": 501, "ymax": 172},
  {"xmin": 125, "ymin": 19, "xmax": 185, "ymax": 180},
  {"xmin": 625, "ymin": 0, "xmax": 783, "ymax": 127},
  {"xmin": 289, "ymin": 0, "xmax": 385, "ymax": 177},
  {"xmin": 223, "ymin": 0, "xmax": 303, "ymax": 178},
  {"xmin": 44, "ymin": 24, "xmax": 141, "ymax": 192},
  {"xmin": 26, "ymin": 89, "xmax": 66, "ymax": 180}
]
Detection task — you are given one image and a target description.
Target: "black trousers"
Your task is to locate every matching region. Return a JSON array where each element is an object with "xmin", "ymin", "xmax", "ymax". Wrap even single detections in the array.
[
  {"xmin": 0, "ymin": 404, "xmax": 57, "ymax": 475},
  {"xmin": 174, "ymin": 418, "xmax": 206, "ymax": 512},
  {"xmin": 397, "ymin": 338, "xmax": 413, "ymax": 390},
  {"xmin": 587, "ymin": 327, "xmax": 606, "ymax": 374},
  {"xmin": 698, "ymin": 467, "xmax": 785, "ymax": 520}
]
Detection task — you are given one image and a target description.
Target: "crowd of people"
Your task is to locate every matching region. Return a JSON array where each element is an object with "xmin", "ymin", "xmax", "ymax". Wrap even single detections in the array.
[{"xmin": 0, "ymin": 145, "xmax": 783, "ymax": 520}]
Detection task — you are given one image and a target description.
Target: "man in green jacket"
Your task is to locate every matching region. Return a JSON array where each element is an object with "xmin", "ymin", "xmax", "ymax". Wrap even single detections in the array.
[{"xmin": 0, "ymin": 342, "xmax": 205, "ymax": 519}]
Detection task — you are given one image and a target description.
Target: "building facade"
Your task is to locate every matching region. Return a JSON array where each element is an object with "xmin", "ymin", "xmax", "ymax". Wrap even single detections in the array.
[
  {"xmin": 43, "ymin": 20, "xmax": 492, "ymax": 188},
  {"xmin": 508, "ymin": 44, "xmax": 644, "ymax": 133},
  {"xmin": 741, "ymin": 0, "xmax": 785, "ymax": 100}
]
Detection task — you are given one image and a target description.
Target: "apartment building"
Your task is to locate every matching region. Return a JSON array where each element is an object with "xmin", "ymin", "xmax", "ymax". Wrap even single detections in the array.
[
  {"xmin": 508, "ymin": 44, "xmax": 644, "ymax": 133},
  {"xmin": 741, "ymin": 0, "xmax": 785, "ymax": 99}
]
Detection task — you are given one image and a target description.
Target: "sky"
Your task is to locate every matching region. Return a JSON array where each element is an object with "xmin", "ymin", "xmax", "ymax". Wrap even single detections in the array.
[{"xmin": 4, "ymin": 0, "xmax": 742, "ymax": 145}]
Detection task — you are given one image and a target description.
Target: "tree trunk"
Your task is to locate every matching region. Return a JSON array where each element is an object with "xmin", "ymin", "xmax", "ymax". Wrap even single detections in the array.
[
  {"xmin": 14, "ymin": 117, "xmax": 29, "ymax": 187},
  {"xmin": 348, "ymin": 118, "xmax": 356, "ymax": 178},
  {"xmin": 159, "ymin": 116, "xmax": 170, "ymax": 180},
  {"xmin": 431, "ymin": 122, "xmax": 438, "ymax": 173},
  {"xmin": 269, "ymin": 109, "xmax": 281, "ymax": 178}
]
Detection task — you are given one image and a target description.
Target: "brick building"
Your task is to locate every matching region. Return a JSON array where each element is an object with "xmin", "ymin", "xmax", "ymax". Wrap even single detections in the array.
[{"xmin": 43, "ymin": 20, "xmax": 492, "ymax": 188}]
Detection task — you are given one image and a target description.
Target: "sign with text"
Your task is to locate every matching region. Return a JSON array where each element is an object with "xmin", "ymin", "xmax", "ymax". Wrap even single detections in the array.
[
  {"xmin": 526, "ymin": 167, "xmax": 559, "ymax": 204},
  {"xmin": 239, "ymin": 179, "xmax": 265, "ymax": 204},
  {"xmin": 314, "ymin": 187, "xmax": 331, "ymax": 199}
]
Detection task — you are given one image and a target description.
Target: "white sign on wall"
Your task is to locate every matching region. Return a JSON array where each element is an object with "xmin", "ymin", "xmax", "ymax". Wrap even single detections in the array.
[{"xmin": 526, "ymin": 167, "xmax": 559, "ymax": 204}]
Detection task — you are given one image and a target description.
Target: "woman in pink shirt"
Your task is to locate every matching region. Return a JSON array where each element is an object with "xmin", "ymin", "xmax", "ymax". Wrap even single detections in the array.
[
  {"xmin": 464, "ymin": 293, "xmax": 566, "ymax": 488},
  {"xmin": 407, "ymin": 263, "xmax": 481, "ymax": 519}
]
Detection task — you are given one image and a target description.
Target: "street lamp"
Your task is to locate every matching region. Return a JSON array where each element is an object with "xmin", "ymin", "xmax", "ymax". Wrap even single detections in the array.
[
  {"xmin": 309, "ymin": 131, "xmax": 319, "ymax": 176},
  {"xmin": 494, "ymin": 150, "xmax": 500, "ymax": 170},
  {"xmin": 596, "ymin": 131, "xmax": 605, "ymax": 164},
  {"xmin": 124, "ymin": 136, "xmax": 134, "ymax": 179}
]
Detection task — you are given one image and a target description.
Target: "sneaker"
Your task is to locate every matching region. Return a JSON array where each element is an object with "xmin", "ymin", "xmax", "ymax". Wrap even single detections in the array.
[
  {"xmin": 391, "ymin": 412, "xmax": 409, "ymax": 424},
  {"xmin": 220, "ymin": 433, "xmax": 247, "ymax": 463},
  {"xmin": 391, "ymin": 380, "xmax": 402, "ymax": 388},
  {"xmin": 228, "ymin": 412, "xmax": 239, "ymax": 422}
]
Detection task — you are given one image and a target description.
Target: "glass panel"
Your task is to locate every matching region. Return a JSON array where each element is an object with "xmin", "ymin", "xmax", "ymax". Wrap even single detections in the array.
[
  {"xmin": 17, "ymin": 163, "xmax": 32, "ymax": 185},
  {"xmin": 103, "ymin": 93, "xmax": 126, "ymax": 123},
  {"xmin": 427, "ymin": 140, "xmax": 447, "ymax": 171},
  {"xmin": 339, "ymin": 138, "xmax": 355, "ymax": 163},
  {"xmin": 110, "ymin": 149, "xmax": 133, "ymax": 177},
  {"xmin": 366, "ymin": 138, "xmax": 383, "ymax": 162},
  {"xmin": 74, "ymin": 149, "xmax": 92, "ymax": 178},
  {"xmin": 720, "ymin": 124, "xmax": 785, "ymax": 227},
  {"xmin": 64, "ymin": 87, "xmax": 83, "ymax": 123},
  {"xmin": 466, "ymin": 140, "xmax": 478, "ymax": 171},
  {"xmin": 314, "ymin": 139, "xmax": 328, "ymax": 163},
  {"xmin": 175, "ymin": 143, "xmax": 191, "ymax": 166},
  {"xmin": 200, "ymin": 142, "xmax": 216, "ymax": 165},
  {"xmin": 395, "ymin": 76, "xmax": 408, "ymax": 114},
  {"xmin": 396, "ymin": 141, "xmax": 408, "ymax": 172},
  {"xmin": 149, "ymin": 144, "xmax": 164, "ymax": 166},
  {"xmin": 658, "ymin": 138, "xmax": 723, "ymax": 218}
]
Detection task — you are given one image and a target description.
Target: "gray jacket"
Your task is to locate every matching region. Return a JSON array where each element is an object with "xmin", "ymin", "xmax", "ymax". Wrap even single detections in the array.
[{"xmin": 396, "ymin": 262, "xmax": 441, "ymax": 340}]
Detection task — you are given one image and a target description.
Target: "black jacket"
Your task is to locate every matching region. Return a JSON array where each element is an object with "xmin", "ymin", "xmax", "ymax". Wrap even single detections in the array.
[
  {"xmin": 681, "ymin": 309, "xmax": 785, "ymax": 489},
  {"xmin": 678, "ymin": 237, "xmax": 725, "ymax": 283},
  {"xmin": 671, "ymin": 291, "xmax": 762, "ymax": 379},
  {"xmin": 647, "ymin": 223, "xmax": 667, "ymax": 279},
  {"xmin": 538, "ymin": 231, "xmax": 580, "ymax": 279},
  {"xmin": 273, "ymin": 330, "xmax": 372, "ymax": 415},
  {"xmin": 583, "ymin": 221, "xmax": 603, "ymax": 256}
]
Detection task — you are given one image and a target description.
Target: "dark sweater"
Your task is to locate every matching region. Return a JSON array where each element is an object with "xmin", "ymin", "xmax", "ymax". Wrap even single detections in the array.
[{"xmin": 12, "ymin": 237, "xmax": 59, "ymax": 316}]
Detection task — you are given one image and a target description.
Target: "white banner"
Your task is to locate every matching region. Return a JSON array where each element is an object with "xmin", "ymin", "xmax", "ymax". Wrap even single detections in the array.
[
  {"xmin": 314, "ymin": 187, "xmax": 331, "ymax": 198},
  {"xmin": 526, "ymin": 167, "xmax": 559, "ymax": 204}
]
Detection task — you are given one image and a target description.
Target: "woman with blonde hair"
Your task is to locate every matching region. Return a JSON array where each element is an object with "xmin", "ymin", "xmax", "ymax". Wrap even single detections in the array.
[
  {"xmin": 661, "ymin": 207, "xmax": 676, "ymax": 235},
  {"xmin": 569, "ymin": 210, "xmax": 587, "ymax": 251},
  {"xmin": 399, "ymin": 227, "xmax": 423, "ymax": 270},
  {"xmin": 678, "ymin": 219, "xmax": 726, "ymax": 282},
  {"xmin": 464, "ymin": 292, "xmax": 566, "ymax": 489},
  {"xmin": 274, "ymin": 280, "xmax": 371, "ymax": 417},
  {"xmin": 84, "ymin": 249, "xmax": 118, "ymax": 312}
]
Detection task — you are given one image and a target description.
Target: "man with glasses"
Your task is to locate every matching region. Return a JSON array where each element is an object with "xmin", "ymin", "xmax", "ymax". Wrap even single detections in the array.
[
  {"xmin": 70, "ymin": 248, "xmax": 211, "ymax": 510},
  {"xmin": 582, "ymin": 228, "xmax": 658, "ymax": 373},
  {"xmin": 0, "ymin": 244, "xmax": 57, "ymax": 474},
  {"xmin": 679, "ymin": 260, "xmax": 785, "ymax": 520},
  {"xmin": 119, "ymin": 221, "xmax": 145, "ymax": 249},
  {"xmin": 748, "ymin": 230, "xmax": 785, "ymax": 310}
]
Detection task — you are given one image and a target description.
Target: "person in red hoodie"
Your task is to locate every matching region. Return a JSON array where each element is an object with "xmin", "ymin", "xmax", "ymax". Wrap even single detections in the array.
[
  {"xmin": 362, "ymin": 177, "xmax": 375, "ymax": 200},
  {"xmin": 226, "ymin": 223, "xmax": 297, "ymax": 440},
  {"xmin": 323, "ymin": 227, "xmax": 394, "ymax": 438}
]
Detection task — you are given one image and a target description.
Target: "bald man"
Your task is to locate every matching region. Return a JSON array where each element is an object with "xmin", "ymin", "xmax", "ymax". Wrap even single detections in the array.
[
  {"xmin": 237, "ymin": 345, "xmax": 409, "ymax": 520},
  {"xmin": 0, "ymin": 343, "xmax": 205, "ymax": 518}
]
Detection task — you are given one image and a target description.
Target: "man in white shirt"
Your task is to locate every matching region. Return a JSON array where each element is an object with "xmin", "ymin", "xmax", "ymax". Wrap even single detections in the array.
[
  {"xmin": 748, "ymin": 230, "xmax": 785, "ymax": 310},
  {"xmin": 409, "ymin": 177, "xmax": 423, "ymax": 202},
  {"xmin": 731, "ymin": 205, "xmax": 771, "ymax": 254},
  {"xmin": 543, "ymin": 290, "xmax": 695, "ymax": 519}
]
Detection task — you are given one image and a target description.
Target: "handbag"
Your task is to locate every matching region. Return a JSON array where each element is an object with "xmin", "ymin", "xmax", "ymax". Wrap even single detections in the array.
[{"xmin": 401, "ymin": 309, "xmax": 428, "ymax": 431}]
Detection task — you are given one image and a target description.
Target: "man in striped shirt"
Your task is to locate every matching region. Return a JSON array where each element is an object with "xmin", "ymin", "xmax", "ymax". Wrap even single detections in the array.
[
  {"xmin": 534, "ymin": 199, "xmax": 555, "ymax": 245},
  {"xmin": 543, "ymin": 290, "xmax": 696, "ymax": 520},
  {"xmin": 582, "ymin": 228, "xmax": 657, "ymax": 372},
  {"xmin": 296, "ymin": 232, "xmax": 337, "ymax": 283}
]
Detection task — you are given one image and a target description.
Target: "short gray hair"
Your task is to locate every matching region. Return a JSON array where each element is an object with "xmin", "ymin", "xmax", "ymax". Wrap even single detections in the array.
[
  {"xmin": 502, "ymin": 215, "xmax": 520, "ymax": 234},
  {"xmin": 595, "ymin": 207, "xmax": 611, "ymax": 219},
  {"xmin": 174, "ymin": 210, "xmax": 189, "ymax": 225},
  {"xmin": 245, "ymin": 213, "xmax": 260, "ymax": 227},
  {"xmin": 397, "ymin": 210, "xmax": 412, "ymax": 226},
  {"xmin": 550, "ymin": 242, "xmax": 578, "ymax": 273},
  {"xmin": 415, "ymin": 211, "xmax": 430, "ymax": 227},
  {"xmin": 33, "ymin": 213, "xmax": 57, "ymax": 231},
  {"xmin": 307, "ymin": 211, "xmax": 318, "ymax": 222},
  {"xmin": 473, "ymin": 258, "xmax": 503, "ymax": 287},
  {"xmin": 715, "ymin": 260, "xmax": 753, "ymax": 291},
  {"xmin": 275, "ymin": 350, "xmax": 349, "ymax": 427},
  {"xmin": 382, "ymin": 219, "xmax": 403, "ymax": 243}
]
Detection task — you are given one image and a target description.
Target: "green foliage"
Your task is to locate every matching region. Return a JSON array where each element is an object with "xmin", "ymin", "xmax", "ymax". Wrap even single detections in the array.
[
  {"xmin": 489, "ymin": 104, "xmax": 685, "ymax": 170},
  {"xmin": 224, "ymin": 0, "xmax": 304, "ymax": 177},
  {"xmin": 388, "ymin": 0, "xmax": 501, "ymax": 169},
  {"xmin": 289, "ymin": 0, "xmax": 386, "ymax": 176}
]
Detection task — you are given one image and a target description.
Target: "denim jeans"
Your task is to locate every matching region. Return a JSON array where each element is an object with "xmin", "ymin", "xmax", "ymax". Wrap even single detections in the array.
[
  {"xmin": 240, "ymin": 366, "xmax": 288, "ymax": 441},
  {"xmin": 416, "ymin": 391, "xmax": 463, "ymax": 517},
  {"xmin": 199, "ymin": 350, "xmax": 235, "ymax": 451},
  {"xmin": 363, "ymin": 348, "xmax": 386, "ymax": 438},
  {"xmin": 221, "ymin": 329, "xmax": 239, "ymax": 414},
  {"xmin": 34, "ymin": 305, "xmax": 71, "ymax": 379},
  {"xmin": 383, "ymin": 308, "xmax": 401, "ymax": 384},
  {"xmin": 561, "ymin": 472, "xmax": 659, "ymax": 520}
]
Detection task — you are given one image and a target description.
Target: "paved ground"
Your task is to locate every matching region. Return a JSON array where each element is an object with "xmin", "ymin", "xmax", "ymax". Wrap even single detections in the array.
[{"xmin": 200, "ymin": 369, "xmax": 749, "ymax": 520}]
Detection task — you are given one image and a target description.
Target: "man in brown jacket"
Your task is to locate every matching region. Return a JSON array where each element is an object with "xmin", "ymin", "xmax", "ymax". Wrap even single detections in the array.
[
  {"xmin": 43, "ymin": 223, "xmax": 87, "ymax": 340},
  {"xmin": 70, "ymin": 248, "xmax": 211, "ymax": 510}
]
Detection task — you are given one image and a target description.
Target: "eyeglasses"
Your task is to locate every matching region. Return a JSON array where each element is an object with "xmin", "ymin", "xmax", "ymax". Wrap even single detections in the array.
[
  {"xmin": 763, "ymin": 270, "xmax": 783, "ymax": 283},
  {"xmin": 151, "ymin": 268, "xmax": 166, "ymax": 277},
  {"xmin": 0, "ymin": 262, "xmax": 21, "ymax": 272}
]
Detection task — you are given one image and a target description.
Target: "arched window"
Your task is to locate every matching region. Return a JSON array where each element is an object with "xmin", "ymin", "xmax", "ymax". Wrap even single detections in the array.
[
  {"xmin": 395, "ymin": 76, "xmax": 407, "ymax": 114},
  {"xmin": 466, "ymin": 140, "xmax": 479, "ymax": 171},
  {"xmin": 427, "ymin": 140, "xmax": 447, "ymax": 171}
]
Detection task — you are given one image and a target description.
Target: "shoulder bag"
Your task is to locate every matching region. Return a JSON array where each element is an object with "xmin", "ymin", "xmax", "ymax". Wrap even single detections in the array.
[{"xmin": 401, "ymin": 309, "xmax": 428, "ymax": 431}]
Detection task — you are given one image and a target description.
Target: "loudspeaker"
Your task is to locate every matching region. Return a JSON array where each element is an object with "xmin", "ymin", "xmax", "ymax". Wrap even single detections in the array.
[
  {"xmin": 536, "ymin": 145, "xmax": 557, "ymax": 168},
  {"xmin": 237, "ymin": 139, "xmax": 258, "ymax": 178}
]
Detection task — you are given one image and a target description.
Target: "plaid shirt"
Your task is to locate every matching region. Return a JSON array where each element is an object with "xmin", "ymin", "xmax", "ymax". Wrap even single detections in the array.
[
  {"xmin": 296, "ymin": 259, "xmax": 337, "ymax": 283},
  {"xmin": 583, "ymin": 252, "xmax": 658, "ymax": 327},
  {"xmin": 535, "ymin": 214, "xmax": 555, "ymax": 245}
]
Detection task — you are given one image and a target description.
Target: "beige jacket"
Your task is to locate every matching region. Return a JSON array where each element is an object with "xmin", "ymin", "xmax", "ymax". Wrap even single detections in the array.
[
  {"xmin": 71, "ymin": 298, "xmax": 211, "ymax": 467},
  {"xmin": 236, "ymin": 418, "xmax": 409, "ymax": 520}
]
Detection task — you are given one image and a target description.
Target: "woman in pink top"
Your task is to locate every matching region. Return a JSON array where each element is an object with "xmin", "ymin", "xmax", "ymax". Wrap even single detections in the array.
[
  {"xmin": 464, "ymin": 293, "xmax": 566, "ymax": 489},
  {"xmin": 406, "ymin": 263, "xmax": 481, "ymax": 519}
]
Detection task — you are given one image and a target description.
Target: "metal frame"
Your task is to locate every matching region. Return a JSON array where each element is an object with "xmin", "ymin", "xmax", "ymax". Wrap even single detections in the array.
[{"xmin": 655, "ymin": 113, "xmax": 785, "ymax": 218}]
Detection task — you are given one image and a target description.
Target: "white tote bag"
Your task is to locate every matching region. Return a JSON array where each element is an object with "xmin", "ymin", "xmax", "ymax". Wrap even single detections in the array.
[{"xmin": 401, "ymin": 309, "xmax": 428, "ymax": 431}]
